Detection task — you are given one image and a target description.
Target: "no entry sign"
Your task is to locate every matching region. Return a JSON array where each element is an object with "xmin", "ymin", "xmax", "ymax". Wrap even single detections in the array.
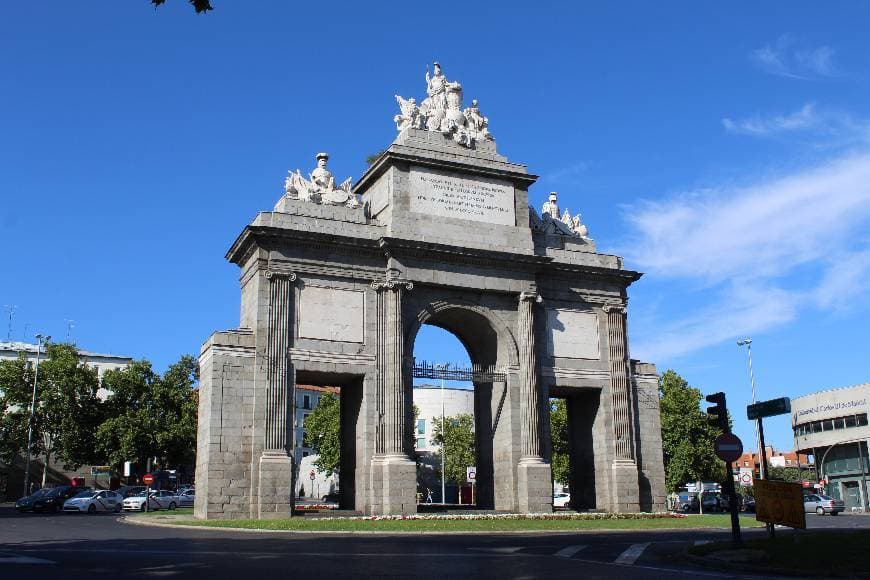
[
  {"xmin": 714, "ymin": 433, "xmax": 743, "ymax": 463},
  {"xmin": 143, "ymin": 473, "xmax": 154, "ymax": 486}
]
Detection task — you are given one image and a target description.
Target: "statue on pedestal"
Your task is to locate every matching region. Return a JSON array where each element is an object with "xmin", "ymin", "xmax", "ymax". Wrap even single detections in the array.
[{"xmin": 281, "ymin": 153, "xmax": 360, "ymax": 208}]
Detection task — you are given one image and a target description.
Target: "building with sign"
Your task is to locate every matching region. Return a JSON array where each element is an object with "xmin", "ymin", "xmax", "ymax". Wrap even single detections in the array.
[
  {"xmin": 732, "ymin": 448, "xmax": 813, "ymax": 488},
  {"xmin": 792, "ymin": 382, "xmax": 870, "ymax": 511}
]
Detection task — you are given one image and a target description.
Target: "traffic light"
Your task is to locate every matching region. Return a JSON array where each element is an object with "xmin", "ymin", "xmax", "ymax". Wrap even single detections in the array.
[{"xmin": 706, "ymin": 392, "xmax": 729, "ymax": 432}]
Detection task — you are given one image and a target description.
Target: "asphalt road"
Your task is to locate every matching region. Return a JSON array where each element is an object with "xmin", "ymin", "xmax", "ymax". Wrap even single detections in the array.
[{"xmin": 1, "ymin": 506, "xmax": 868, "ymax": 579}]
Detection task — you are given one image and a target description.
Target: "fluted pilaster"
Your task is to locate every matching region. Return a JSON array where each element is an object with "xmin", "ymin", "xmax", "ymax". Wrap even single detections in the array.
[
  {"xmin": 604, "ymin": 304, "xmax": 633, "ymax": 461},
  {"xmin": 518, "ymin": 291, "xmax": 543, "ymax": 460},
  {"xmin": 264, "ymin": 270, "xmax": 296, "ymax": 452},
  {"xmin": 372, "ymin": 278, "xmax": 413, "ymax": 457}
]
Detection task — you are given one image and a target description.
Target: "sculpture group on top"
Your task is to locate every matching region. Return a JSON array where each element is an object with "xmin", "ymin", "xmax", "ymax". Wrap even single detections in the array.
[
  {"xmin": 394, "ymin": 62, "xmax": 493, "ymax": 148},
  {"xmin": 282, "ymin": 152, "xmax": 360, "ymax": 208},
  {"xmin": 540, "ymin": 192, "xmax": 590, "ymax": 239}
]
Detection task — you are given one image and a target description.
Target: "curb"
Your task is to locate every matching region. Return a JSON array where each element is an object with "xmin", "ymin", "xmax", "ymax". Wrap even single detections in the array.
[
  {"xmin": 122, "ymin": 516, "xmax": 746, "ymax": 536},
  {"xmin": 680, "ymin": 547, "xmax": 852, "ymax": 578}
]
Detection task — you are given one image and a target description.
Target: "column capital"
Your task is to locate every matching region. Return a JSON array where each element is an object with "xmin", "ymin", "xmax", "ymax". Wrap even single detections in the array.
[
  {"xmin": 265, "ymin": 269, "xmax": 297, "ymax": 282},
  {"xmin": 371, "ymin": 278, "xmax": 414, "ymax": 292},
  {"xmin": 603, "ymin": 303, "xmax": 626, "ymax": 315},
  {"xmin": 519, "ymin": 290, "xmax": 543, "ymax": 304}
]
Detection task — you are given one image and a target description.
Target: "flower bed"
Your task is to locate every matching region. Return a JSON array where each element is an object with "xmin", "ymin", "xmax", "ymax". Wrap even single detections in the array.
[
  {"xmin": 310, "ymin": 511, "xmax": 687, "ymax": 521},
  {"xmin": 295, "ymin": 504, "xmax": 337, "ymax": 511}
]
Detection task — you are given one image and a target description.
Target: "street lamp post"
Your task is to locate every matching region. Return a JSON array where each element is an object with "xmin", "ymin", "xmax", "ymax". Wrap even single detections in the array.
[
  {"xmin": 737, "ymin": 338, "xmax": 767, "ymax": 480},
  {"xmin": 438, "ymin": 363, "xmax": 447, "ymax": 505},
  {"xmin": 23, "ymin": 334, "xmax": 50, "ymax": 497}
]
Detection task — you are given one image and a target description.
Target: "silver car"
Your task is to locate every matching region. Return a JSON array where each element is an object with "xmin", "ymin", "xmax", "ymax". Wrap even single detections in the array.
[
  {"xmin": 63, "ymin": 490, "xmax": 123, "ymax": 514},
  {"xmin": 804, "ymin": 493, "xmax": 844, "ymax": 515},
  {"xmin": 178, "ymin": 489, "xmax": 195, "ymax": 507}
]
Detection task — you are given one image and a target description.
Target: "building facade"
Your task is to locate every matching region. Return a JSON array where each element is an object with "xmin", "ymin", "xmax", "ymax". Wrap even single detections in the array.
[{"xmin": 793, "ymin": 382, "xmax": 870, "ymax": 510}]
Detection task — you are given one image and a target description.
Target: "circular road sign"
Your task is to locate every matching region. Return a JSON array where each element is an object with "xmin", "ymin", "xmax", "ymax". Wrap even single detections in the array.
[
  {"xmin": 714, "ymin": 433, "xmax": 743, "ymax": 463},
  {"xmin": 143, "ymin": 473, "xmax": 154, "ymax": 486},
  {"xmin": 309, "ymin": 470, "xmax": 316, "ymax": 481}
]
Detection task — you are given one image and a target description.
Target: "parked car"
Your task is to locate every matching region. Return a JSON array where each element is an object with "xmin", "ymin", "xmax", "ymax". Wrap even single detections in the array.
[
  {"xmin": 63, "ymin": 490, "xmax": 123, "ymax": 514},
  {"xmin": 114, "ymin": 486, "xmax": 146, "ymax": 500},
  {"xmin": 553, "ymin": 492, "xmax": 571, "ymax": 508},
  {"xmin": 178, "ymin": 489, "xmax": 195, "ymax": 507},
  {"xmin": 15, "ymin": 489, "xmax": 50, "ymax": 512},
  {"xmin": 122, "ymin": 489, "xmax": 179, "ymax": 511},
  {"xmin": 743, "ymin": 497, "xmax": 756, "ymax": 513},
  {"xmin": 804, "ymin": 493, "xmax": 844, "ymax": 516},
  {"xmin": 18, "ymin": 486, "xmax": 85, "ymax": 513}
]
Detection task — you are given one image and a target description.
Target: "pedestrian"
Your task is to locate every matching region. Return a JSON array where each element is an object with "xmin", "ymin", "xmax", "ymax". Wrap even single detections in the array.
[{"xmin": 426, "ymin": 488, "xmax": 433, "ymax": 503}]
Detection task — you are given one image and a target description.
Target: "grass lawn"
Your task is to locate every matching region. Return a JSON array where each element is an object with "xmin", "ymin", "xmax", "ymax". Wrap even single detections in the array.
[
  {"xmin": 137, "ymin": 507, "xmax": 194, "ymax": 517},
  {"xmin": 164, "ymin": 514, "xmax": 764, "ymax": 532},
  {"xmin": 689, "ymin": 531, "xmax": 870, "ymax": 576}
]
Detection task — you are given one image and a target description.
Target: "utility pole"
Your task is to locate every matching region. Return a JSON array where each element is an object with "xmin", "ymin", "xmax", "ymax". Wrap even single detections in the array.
[
  {"xmin": 23, "ymin": 333, "xmax": 50, "ymax": 496},
  {"xmin": 738, "ymin": 339, "xmax": 765, "ymax": 480},
  {"xmin": 64, "ymin": 319, "xmax": 75, "ymax": 343},
  {"xmin": 438, "ymin": 363, "xmax": 447, "ymax": 505}
]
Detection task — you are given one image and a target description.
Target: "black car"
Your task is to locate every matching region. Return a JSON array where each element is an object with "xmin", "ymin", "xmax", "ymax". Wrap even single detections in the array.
[
  {"xmin": 15, "ymin": 489, "xmax": 50, "ymax": 512},
  {"xmin": 26, "ymin": 486, "xmax": 87, "ymax": 513}
]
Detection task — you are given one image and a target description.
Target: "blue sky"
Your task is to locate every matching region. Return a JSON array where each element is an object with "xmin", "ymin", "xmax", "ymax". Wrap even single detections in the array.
[{"xmin": 2, "ymin": 2, "xmax": 869, "ymax": 452}]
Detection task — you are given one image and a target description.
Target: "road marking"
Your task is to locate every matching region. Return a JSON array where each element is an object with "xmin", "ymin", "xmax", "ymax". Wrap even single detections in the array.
[
  {"xmin": 553, "ymin": 545, "xmax": 586, "ymax": 558},
  {"xmin": 613, "ymin": 542, "xmax": 650, "ymax": 565},
  {"xmin": 467, "ymin": 546, "xmax": 524, "ymax": 554},
  {"xmin": 0, "ymin": 552, "xmax": 55, "ymax": 565},
  {"xmin": 693, "ymin": 540, "xmax": 711, "ymax": 546}
]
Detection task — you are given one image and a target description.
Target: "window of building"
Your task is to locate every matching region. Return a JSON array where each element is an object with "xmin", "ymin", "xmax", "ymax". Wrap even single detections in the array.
[
  {"xmin": 303, "ymin": 413, "xmax": 311, "ymax": 426},
  {"xmin": 858, "ymin": 414, "xmax": 869, "ymax": 427},
  {"xmin": 812, "ymin": 421, "xmax": 822, "ymax": 433},
  {"xmin": 416, "ymin": 437, "xmax": 426, "ymax": 449},
  {"xmin": 303, "ymin": 394, "xmax": 311, "ymax": 410},
  {"xmin": 846, "ymin": 415, "xmax": 857, "ymax": 428},
  {"xmin": 302, "ymin": 431, "xmax": 309, "ymax": 447},
  {"xmin": 823, "ymin": 419, "xmax": 834, "ymax": 431},
  {"xmin": 417, "ymin": 419, "xmax": 425, "ymax": 435},
  {"xmin": 836, "ymin": 417, "xmax": 847, "ymax": 429},
  {"xmin": 743, "ymin": 461, "xmax": 749, "ymax": 467},
  {"xmin": 302, "ymin": 451, "xmax": 309, "ymax": 458}
]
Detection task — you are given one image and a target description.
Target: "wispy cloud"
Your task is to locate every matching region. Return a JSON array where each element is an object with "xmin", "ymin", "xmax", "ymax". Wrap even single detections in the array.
[
  {"xmin": 621, "ymin": 150, "xmax": 870, "ymax": 361},
  {"xmin": 751, "ymin": 35, "xmax": 839, "ymax": 79},
  {"xmin": 721, "ymin": 103, "xmax": 870, "ymax": 145},
  {"xmin": 544, "ymin": 161, "xmax": 590, "ymax": 185}
]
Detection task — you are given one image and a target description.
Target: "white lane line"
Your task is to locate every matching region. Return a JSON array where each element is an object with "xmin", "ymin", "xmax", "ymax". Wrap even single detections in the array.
[
  {"xmin": 0, "ymin": 553, "xmax": 56, "ymax": 565},
  {"xmin": 553, "ymin": 545, "xmax": 586, "ymax": 558},
  {"xmin": 467, "ymin": 546, "xmax": 524, "ymax": 554},
  {"xmin": 694, "ymin": 540, "xmax": 711, "ymax": 546},
  {"xmin": 613, "ymin": 542, "xmax": 650, "ymax": 565}
]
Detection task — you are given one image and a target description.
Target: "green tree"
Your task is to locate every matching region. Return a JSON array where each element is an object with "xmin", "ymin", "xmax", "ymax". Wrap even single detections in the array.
[
  {"xmin": 767, "ymin": 466, "xmax": 814, "ymax": 483},
  {"xmin": 96, "ymin": 356, "xmax": 198, "ymax": 475},
  {"xmin": 152, "ymin": 0, "xmax": 213, "ymax": 13},
  {"xmin": 305, "ymin": 393, "xmax": 340, "ymax": 475},
  {"xmin": 431, "ymin": 414, "xmax": 476, "ymax": 484},
  {"xmin": 550, "ymin": 399, "xmax": 570, "ymax": 485},
  {"xmin": 659, "ymin": 369, "xmax": 725, "ymax": 492},
  {"xmin": 0, "ymin": 344, "xmax": 103, "ymax": 486}
]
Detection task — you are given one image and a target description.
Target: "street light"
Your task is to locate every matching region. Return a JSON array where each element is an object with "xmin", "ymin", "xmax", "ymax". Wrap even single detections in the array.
[
  {"xmin": 437, "ymin": 363, "xmax": 447, "ymax": 505},
  {"xmin": 737, "ymin": 338, "xmax": 766, "ymax": 480},
  {"xmin": 23, "ymin": 333, "xmax": 50, "ymax": 496}
]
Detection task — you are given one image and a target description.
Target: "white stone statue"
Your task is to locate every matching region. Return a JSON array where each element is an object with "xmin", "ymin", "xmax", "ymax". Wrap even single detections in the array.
[
  {"xmin": 561, "ymin": 209, "xmax": 572, "ymax": 226},
  {"xmin": 542, "ymin": 192, "xmax": 560, "ymax": 220},
  {"xmin": 572, "ymin": 214, "xmax": 590, "ymax": 238},
  {"xmin": 281, "ymin": 152, "xmax": 360, "ymax": 208},
  {"xmin": 393, "ymin": 62, "xmax": 494, "ymax": 148}
]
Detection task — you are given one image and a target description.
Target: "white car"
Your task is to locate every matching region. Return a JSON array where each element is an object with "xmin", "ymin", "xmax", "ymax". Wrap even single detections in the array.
[
  {"xmin": 122, "ymin": 490, "xmax": 179, "ymax": 512},
  {"xmin": 178, "ymin": 489, "xmax": 195, "ymax": 507},
  {"xmin": 553, "ymin": 492, "xmax": 571, "ymax": 508},
  {"xmin": 63, "ymin": 490, "xmax": 123, "ymax": 514}
]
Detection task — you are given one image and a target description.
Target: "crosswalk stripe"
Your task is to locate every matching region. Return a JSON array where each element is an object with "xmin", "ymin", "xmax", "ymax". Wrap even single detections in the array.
[
  {"xmin": 694, "ymin": 540, "xmax": 711, "ymax": 546},
  {"xmin": 467, "ymin": 546, "xmax": 523, "ymax": 554},
  {"xmin": 0, "ymin": 553, "xmax": 55, "ymax": 565},
  {"xmin": 553, "ymin": 545, "xmax": 586, "ymax": 558},
  {"xmin": 614, "ymin": 542, "xmax": 650, "ymax": 565}
]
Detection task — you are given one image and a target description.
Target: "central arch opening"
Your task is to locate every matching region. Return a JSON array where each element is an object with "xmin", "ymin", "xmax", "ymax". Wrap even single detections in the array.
[{"xmin": 409, "ymin": 305, "xmax": 506, "ymax": 510}]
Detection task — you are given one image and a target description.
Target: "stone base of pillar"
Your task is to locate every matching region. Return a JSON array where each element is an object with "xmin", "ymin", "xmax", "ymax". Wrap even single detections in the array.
[
  {"xmin": 610, "ymin": 459, "xmax": 640, "ymax": 513},
  {"xmin": 370, "ymin": 454, "xmax": 417, "ymax": 516},
  {"xmin": 257, "ymin": 451, "xmax": 294, "ymax": 520},
  {"xmin": 516, "ymin": 458, "xmax": 552, "ymax": 514}
]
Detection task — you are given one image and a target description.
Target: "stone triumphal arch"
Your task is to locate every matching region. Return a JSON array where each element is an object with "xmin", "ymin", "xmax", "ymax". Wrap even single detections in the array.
[{"xmin": 194, "ymin": 65, "xmax": 666, "ymax": 519}]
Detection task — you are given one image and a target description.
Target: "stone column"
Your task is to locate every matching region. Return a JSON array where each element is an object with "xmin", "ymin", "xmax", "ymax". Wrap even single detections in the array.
[
  {"xmin": 370, "ymin": 278, "xmax": 416, "ymax": 515},
  {"xmin": 516, "ymin": 290, "xmax": 552, "ymax": 513},
  {"xmin": 258, "ymin": 270, "xmax": 296, "ymax": 519},
  {"xmin": 604, "ymin": 304, "xmax": 640, "ymax": 512}
]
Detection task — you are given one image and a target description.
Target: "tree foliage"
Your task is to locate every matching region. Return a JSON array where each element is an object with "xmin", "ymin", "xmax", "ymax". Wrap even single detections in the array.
[
  {"xmin": 431, "ymin": 414, "xmax": 476, "ymax": 484},
  {"xmin": 0, "ymin": 344, "xmax": 103, "ymax": 482},
  {"xmin": 767, "ymin": 466, "xmax": 814, "ymax": 483},
  {"xmin": 306, "ymin": 393, "xmax": 340, "ymax": 475},
  {"xmin": 659, "ymin": 369, "xmax": 725, "ymax": 492},
  {"xmin": 96, "ymin": 356, "xmax": 198, "ymax": 475},
  {"xmin": 550, "ymin": 399, "xmax": 570, "ymax": 485},
  {"xmin": 152, "ymin": 0, "xmax": 213, "ymax": 13}
]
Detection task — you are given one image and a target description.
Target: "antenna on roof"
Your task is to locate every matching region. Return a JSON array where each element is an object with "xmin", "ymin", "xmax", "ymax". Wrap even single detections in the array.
[{"xmin": 3, "ymin": 304, "xmax": 15, "ymax": 341}]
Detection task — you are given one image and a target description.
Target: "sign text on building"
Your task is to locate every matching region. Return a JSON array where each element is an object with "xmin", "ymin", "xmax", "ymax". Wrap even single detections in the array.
[{"xmin": 409, "ymin": 167, "xmax": 515, "ymax": 226}]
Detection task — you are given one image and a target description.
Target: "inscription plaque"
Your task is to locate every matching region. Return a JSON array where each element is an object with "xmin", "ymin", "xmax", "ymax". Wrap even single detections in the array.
[
  {"xmin": 409, "ymin": 166, "xmax": 515, "ymax": 226},
  {"xmin": 298, "ymin": 285, "xmax": 365, "ymax": 344}
]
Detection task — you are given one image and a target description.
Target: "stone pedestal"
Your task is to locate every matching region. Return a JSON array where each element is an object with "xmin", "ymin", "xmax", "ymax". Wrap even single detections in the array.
[
  {"xmin": 372, "ymin": 455, "xmax": 417, "ymax": 515},
  {"xmin": 257, "ymin": 452, "xmax": 294, "ymax": 519},
  {"xmin": 610, "ymin": 459, "xmax": 640, "ymax": 513},
  {"xmin": 517, "ymin": 458, "xmax": 553, "ymax": 513}
]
